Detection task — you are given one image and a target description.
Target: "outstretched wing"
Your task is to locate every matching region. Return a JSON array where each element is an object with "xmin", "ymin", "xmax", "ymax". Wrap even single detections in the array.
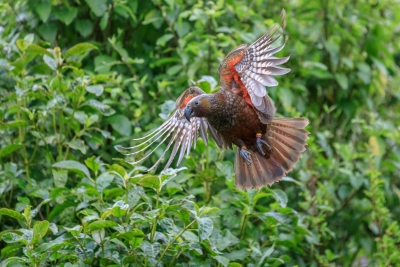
[
  {"xmin": 218, "ymin": 10, "xmax": 290, "ymax": 124},
  {"xmin": 116, "ymin": 87, "xmax": 225, "ymax": 171}
]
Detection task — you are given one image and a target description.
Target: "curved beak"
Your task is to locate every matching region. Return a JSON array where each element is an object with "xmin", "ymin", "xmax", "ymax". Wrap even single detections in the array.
[{"xmin": 184, "ymin": 106, "xmax": 193, "ymax": 122}]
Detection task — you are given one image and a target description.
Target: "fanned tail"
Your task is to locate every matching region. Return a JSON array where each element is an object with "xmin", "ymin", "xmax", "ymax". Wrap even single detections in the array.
[{"xmin": 234, "ymin": 117, "xmax": 309, "ymax": 190}]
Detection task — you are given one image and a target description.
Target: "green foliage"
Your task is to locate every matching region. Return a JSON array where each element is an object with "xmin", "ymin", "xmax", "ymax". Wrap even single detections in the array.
[{"xmin": 0, "ymin": 0, "xmax": 400, "ymax": 266}]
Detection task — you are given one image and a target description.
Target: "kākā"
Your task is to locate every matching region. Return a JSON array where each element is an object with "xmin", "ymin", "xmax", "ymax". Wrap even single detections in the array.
[{"xmin": 120, "ymin": 10, "xmax": 309, "ymax": 190}]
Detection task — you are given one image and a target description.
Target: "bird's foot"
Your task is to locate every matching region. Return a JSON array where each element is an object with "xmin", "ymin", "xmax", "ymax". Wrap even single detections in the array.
[
  {"xmin": 240, "ymin": 146, "xmax": 252, "ymax": 164},
  {"xmin": 255, "ymin": 133, "xmax": 273, "ymax": 157}
]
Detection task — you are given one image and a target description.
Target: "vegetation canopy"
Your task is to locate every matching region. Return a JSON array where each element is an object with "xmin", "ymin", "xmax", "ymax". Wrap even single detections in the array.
[{"xmin": 0, "ymin": 0, "xmax": 399, "ymax": 266}]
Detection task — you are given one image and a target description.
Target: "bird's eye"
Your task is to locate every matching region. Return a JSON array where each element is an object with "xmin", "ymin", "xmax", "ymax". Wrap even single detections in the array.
[{"xmin": 195, "ymin": 101, "xmax": 199, "ymax": 105}]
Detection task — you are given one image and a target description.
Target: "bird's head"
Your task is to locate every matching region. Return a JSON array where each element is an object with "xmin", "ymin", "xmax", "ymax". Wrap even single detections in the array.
[{"xmin": 183, "ymin": 95, "xmax": 212, "ymax": 122}]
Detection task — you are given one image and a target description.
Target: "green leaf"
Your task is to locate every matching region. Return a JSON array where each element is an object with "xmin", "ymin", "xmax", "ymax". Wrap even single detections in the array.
[
  {"xmin": 52, "ymin": 169, "xmax": 68, "ymax": 188},
  {"xmin": 357, "ymin": 62, "xmax": 371, "ymax": 84},
  {"xmin": 273, "ymin": 189, "xmax": 288, "ymax": 208},
  {"xmin": 156, "ymin": 34, "xmax": 174, "ymax": 47},
  {"xmin": 262, "ymin": 212, "xmax": 287, "ymax": 224},
  {"xmin": 52, "ymin": 160, "xmax": 90, "ymax": 178},
  {"xmin": 100, "ymin": 11, "xmax": 109, "ymax": 30},
  {"xmin": 118, "ymin": 229, "xmax": 144, "ymax": 245},
  {"xmin": 139, "ymin": 175, "xmax": 160, "ymax": 189},
  {"xmin": 31, "ymin": 220, "xmax": 49, "ymax": 245},
  {"xmin": 197, "ymin": 217, "xmax": 213, "ymax": 241},
  {"xmin": 67, "ymin": 139, "xmax": 87, "ymax": 154},
  {"xmin": 43, "ymin": 55, "xmax": 57, "ymax": 70},
  {"xmin": 86, "ymin": 85, "xmax": 104, "ymax": 96},
  {"xmin": 1, "ymin": 245, "xmax": 23, "ymax": 259},
  {"xmin": 197, "ymin": 75, "xmax": 217, "ymax": 91},
  {"xmin": 159, "ymin": 100, "xmax": 175, "ymax": 120},
  {"xmin": 0, "ymin": 120, "xmax": 27, "ymax": 129},
  {"xmin": 253, "ymin": 192, "xmax": 272, "ymax": 204},
  {"xmin": 49, "ymin": 223, "xmax": 58, "ymax": 235},
  {"xmin": 30, "ymin": 189, "xmax": 49, "ymax": 199},
  {"xmin": 258, "ymin": 244, "xmax": 275, "ymax": 266},
  {"xmin": 110, "ymin": 200, "xmax": 129, "ymax": 218},
  {"xmin": 85, "ymin": 0, "xmax": 107, "ymax": 17},
  {"xmin": 140, "ymin": 241, "xmax": 161, "ymax": 258},
  {"xmin": 107, "ymin": 114, "xmax": 131, "ymax": 136},
  {"xmin": 65, "ymin": 43, "xmax": 98, "ymax": 58},
  {"xmin": 335, "ymin": 73, "xmax": 348, "ymax": 90},
  {"xmin": 92, "ymin": 229, "xmax": 105, "ymax": 244},
  {"xmin": 96, "ymin": 173, "xmax": 114, "ymax": 192},
  {"xmin": 1, "ymin": 233, "xmax": 23, "ymax": 244},
  {"xmin": 214, "ymin": 256, "xmax": 230, "ymax": 267},
  {"xmin": 0, "ymin": 144, "xmax": 22, "ymax": 158},
  {"xmin": 223, "ymin": 249, "xmax": 249, "ymax": 261},
  {"xmin": 85, "ymin": 156, "xmax": 100, "ymax": 173},
  {"xmin": 64, "ymin": 225, "xmax": 82, "ymax": 237},
  {"xmin": 278, "ymin": 87, "xmax": 294, "ymax": 110},
  {"xmin": 166, "ymin": 65, "xmax": 183, "ymax": 76},
  {"xmin": 38, "ymin": 23, "xmax": 57, "ymax": 42},
  {"xmin": 0, "ymin": 208, "xmax": 24, "ymax": 221},
  {"xmin": 48, "ymin": 201, "xmax": 75, "ymax": 222},
  {"xmin": 75, "ymin": 20, "xmax": 94, "ymax": 37},
  {"xmin": 55, "ymin": 7, "xmax": 77, "ymax": 25},
  {"xmin": 109, "ymin": 164, "xmax": 126, "ymax": 179},
  {"xmin": 199, "ymin": 207, "xmax": 220, "ymax": 216},
  {"xmin": 23, "ymin": 205, "xmax": 32, "ymax": 222},
  {"xmin": 160, "ymin": 167, "xmax": 186, "ymax": 187},
  {"xmin": 216, "ymin": 161, "xmax": 233, "ymax": 180},
  {"xmin": 35, "ymin": 0, "xmax": 51, "ymax": 22},
  {"xmin": 26, "ymin": 44, "xmax": 52, "ymax": 57},
  {"xmin": 87, "ymin": 220, "xmax": 118, "ymax": 231},
  {"xmin": 16, "ymin": 35, "xmax": 34, "ymax": 52},
  {"xmin": 83, "ymin": 99, "xmax": 115, "ymax": 116}
]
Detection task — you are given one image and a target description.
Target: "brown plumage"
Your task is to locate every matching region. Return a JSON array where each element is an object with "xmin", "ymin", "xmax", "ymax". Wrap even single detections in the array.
[{"xmin": 119, "ymin": 10, "xmax": 309, "ymax": 190}]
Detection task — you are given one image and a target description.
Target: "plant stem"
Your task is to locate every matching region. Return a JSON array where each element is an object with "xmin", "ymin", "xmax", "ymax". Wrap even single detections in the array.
[
  {"xmin": 75, "ymin": 237, "xmax": 88, "ymax": 259},
  {"xmin": 204, "ymin": 179, "xmax": 210, "ymax": 205},
  {"xmin": 206, "ymin": 144, "xmax": 209, "ymax": 171},
  {"xmin": 204, "ymin": 145, "xmax": 210, "ymax": 205},
  {"xmin": 17, "ymin": 104, "xmax": 30, "ymax": 178},
  {"xmin": 150, "ymin": 189, "xmax": 161, "ymax": 242},
  {"xmin": 155, "ymin": 220, "xmax": 196, "ymax": 266},
  {"xmin": 168, "ymin": 250, "xmax": 183, "ymax": 267},
  {"xmin": 239, "ymin": 214, "xmax": 248, "ymax": 239},
  {"xmin": 52, "ymin": 108, "xmax": 62, "ymax": 159}
]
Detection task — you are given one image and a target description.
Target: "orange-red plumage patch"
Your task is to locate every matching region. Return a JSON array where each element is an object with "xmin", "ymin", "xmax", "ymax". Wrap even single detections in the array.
[
  {"xmin": 180, "ymin": 95, "xmax": 194, "ymax": 109},
  {"xmin": 227, "ymin": 51, "xmax": 254, "ymax": 107}
]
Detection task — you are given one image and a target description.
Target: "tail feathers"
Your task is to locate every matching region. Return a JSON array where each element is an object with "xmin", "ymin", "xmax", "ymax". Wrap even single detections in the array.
[
  {"xmin": 234, "ymin": 117, "xmax": 309, "ymax": 190},
  {"xmin": 234, "ymin": 147, "xmax": 284, "ymax": 190}
]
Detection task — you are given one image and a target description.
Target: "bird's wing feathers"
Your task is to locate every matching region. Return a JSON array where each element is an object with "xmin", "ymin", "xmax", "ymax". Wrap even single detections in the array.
[
  {"xmin": 218, "ymin": 10, "xmax": 290, "ymax": 123},
  {"xmin": 117, "ymin": 87, "xmax": 225, "ymax": 171},
  {"xmin": 175, "ymin": 86, "xmax": 206, "ymax": 109}
]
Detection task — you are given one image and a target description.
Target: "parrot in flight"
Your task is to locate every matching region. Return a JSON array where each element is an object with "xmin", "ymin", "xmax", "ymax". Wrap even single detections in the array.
[{"xmin": 119, "ymin": 10, "xmax": 309, "ymax": 190}]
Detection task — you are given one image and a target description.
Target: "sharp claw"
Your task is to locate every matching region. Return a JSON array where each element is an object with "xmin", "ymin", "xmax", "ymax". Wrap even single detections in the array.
[
  {"xmin": 256, "ymin": 139, "xmax": 266, "ymax": 157},
  {"xmin": 256, "ymin": 136, "xmax": 273, "ymax": 158},
  {"xmin": 240, "ymin": 148, "xmax": 252, "ymax": 164},
  {"xmin": 259, "ymin": 139, "xmax": 273, "ymax": 152}
]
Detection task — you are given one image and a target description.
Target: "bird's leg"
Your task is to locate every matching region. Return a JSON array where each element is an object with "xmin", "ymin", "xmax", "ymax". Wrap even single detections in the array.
[
  {"xmin": 236, "ymin": 138, "xmax": 252, "ymax": 164},
  {"xmin": 255, "ymin": 133, "xmax": 273, "ymax": 158},
  {"xmin": 240, "ymin": 146, "xmax": 252, "ymax": 164}
]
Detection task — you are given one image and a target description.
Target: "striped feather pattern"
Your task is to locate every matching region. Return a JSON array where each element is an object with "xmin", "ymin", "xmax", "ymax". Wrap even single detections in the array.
[
  {"xmin": 234, "ymin": 117, "xmax": 309, "ymax": 190},
  {"xmin": 116, "ymin": 109, "xmax": 224, "ymax": 171},
  {"xmin": 234, "ymin": 10, "xmax": 290, "ymax": 123}
]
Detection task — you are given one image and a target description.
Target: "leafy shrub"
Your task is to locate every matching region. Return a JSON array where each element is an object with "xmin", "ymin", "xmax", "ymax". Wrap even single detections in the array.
[{"xmin": 0, "ymin": 0, "xmax": 399, "ymax": 266}]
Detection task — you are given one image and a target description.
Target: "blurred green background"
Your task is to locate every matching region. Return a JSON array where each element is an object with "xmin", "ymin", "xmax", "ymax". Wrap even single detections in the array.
[{"xmin": 0, "ymin": 0, "xmax": 400, "ymax": 266}]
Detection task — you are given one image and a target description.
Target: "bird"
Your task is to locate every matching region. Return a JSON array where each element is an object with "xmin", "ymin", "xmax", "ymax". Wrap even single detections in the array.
[{"xmin": 118, "ymin": 10, "xmax": 309, "ymax": 190}]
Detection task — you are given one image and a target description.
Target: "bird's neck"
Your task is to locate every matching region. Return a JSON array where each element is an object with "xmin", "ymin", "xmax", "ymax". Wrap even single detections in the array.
[{"xmin": 204, "ymin": 91, "xmax": 236, "ymax": 131}]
